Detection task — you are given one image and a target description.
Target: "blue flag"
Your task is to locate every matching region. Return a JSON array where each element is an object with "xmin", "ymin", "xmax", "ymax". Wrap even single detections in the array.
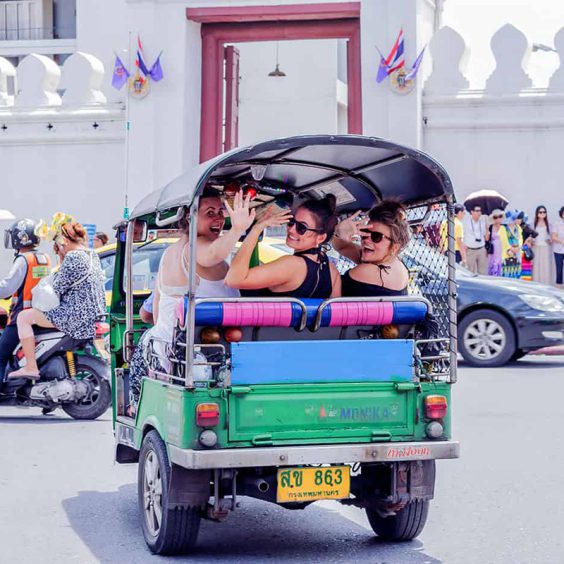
[
  {"xmin": 149, "ymin": 52, "xmax": 164, "ymax": 82},
  {"xmin": 376, "ymin": 47, "xmax": 389, "ymax": 83},
  {"xmin": 406, "ymin": 47, "xmax": 426, "ymax": 81},
  {"xmin": 111, "ymin": 55, "xmax": 130, "ymax": 90}
]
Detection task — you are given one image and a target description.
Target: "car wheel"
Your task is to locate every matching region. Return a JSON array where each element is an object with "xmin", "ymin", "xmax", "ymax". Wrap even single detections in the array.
[{"xmin": 459, "ymin": 310, "xmax": 516, "ymax": 367}]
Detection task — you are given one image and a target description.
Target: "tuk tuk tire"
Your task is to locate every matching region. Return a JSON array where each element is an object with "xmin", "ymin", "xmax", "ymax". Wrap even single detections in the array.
[
  {"xmin": 366, "ymin": 500, "xmax": 429, "ymax": 542},
  {"xmin": 138, "ymin": 430, "xmax": 201, "ymax": 555}
]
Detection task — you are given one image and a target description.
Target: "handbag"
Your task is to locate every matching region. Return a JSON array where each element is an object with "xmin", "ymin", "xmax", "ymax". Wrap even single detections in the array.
[
  {"xmin": 32, "ymin": 251, "xmax": 94, "ymax": 312},
  {"xmin": 31, "ymin": 274, "xmax": 60, "ymax": 312},
  {"xmin": 523, "ymin": 245, "xmax": 535, "ymax": 261},
  {"xmin": 485, "ymin": 225, "xmax": 494, "ymax": 255}
]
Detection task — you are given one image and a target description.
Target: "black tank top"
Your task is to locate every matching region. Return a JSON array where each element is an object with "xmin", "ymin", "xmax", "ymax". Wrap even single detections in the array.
[
  {"xmin": 342, "ymin": 269, "xmax": 408, "ymax": 298},
  {"xmin": 249, "ymin": 251, "xmax": 333, "ymax": 299}
]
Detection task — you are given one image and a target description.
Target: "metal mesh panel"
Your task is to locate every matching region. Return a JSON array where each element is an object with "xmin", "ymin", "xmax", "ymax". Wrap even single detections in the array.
[{"xmin": 332, "ymin": 202, "xmax": 456, "ymax": 382}]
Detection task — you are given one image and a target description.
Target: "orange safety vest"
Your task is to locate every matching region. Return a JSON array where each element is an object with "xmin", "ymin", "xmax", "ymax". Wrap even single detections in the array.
[{"xmin": 8, "ymin": 251, "xmax": 51, "ymax": 325}]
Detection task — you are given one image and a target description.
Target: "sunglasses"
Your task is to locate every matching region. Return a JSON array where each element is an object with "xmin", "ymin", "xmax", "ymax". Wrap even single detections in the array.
[
  {"xmin": 287, "ymin": 218, "xmax": 323, "ymax": 235},
  {"xmin": 493, "ymin": 214, "xmax": 503, "ymax": 220},
  {"xmin": 538, "ymin": 210, "xmax": 547, "ymax": 214},
  {"xmin": 360, "ymin": 228, "xmax": 393, "ymax": 244},
  {"xmin": 472, "ymin": 209, "xmax": 482, "ymax": 213}
]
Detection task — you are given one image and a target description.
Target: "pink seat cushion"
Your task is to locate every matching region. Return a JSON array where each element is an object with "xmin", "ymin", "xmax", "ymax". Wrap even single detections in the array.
[
  {"xmin": 328, "ymin": 302, "xmax": 394, "ymax": 327},
  {"xmin": 222, "ymin": 302, "xmax": 294, "ymax": 327}
]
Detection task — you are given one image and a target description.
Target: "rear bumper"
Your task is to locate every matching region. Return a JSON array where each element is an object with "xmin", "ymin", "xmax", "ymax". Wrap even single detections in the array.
[{"xmin": 168, "ymin": 440, "xmax": 460, "ymax": 470}]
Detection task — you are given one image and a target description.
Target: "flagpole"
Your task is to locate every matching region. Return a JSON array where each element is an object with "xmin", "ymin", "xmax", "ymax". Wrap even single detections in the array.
[{"xmin": 123, "ymin": 31, "xmax": 132, "ymax": 220}]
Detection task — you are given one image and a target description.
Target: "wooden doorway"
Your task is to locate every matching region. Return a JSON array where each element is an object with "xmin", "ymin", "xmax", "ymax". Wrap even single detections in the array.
[{"xmin": 187, "ymin": 3, "xmax": 362, "ymax": 162}]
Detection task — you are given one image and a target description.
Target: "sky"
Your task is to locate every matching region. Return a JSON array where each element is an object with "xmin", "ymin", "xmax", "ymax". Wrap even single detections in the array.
[{"xmin": 442, "ymin": 0, "xmax": 564, "ymax": 88}]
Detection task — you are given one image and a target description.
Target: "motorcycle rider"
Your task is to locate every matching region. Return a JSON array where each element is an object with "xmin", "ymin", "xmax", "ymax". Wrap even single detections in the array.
[{"xmin": 0, "ymin": 219, "xmax": 50, "ymax": 383}]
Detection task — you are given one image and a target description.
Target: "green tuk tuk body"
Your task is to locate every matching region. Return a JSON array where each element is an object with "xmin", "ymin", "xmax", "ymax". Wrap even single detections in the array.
[{"xmin": 110, "ymin": 136, "xmax": 459, "ymax": 555}]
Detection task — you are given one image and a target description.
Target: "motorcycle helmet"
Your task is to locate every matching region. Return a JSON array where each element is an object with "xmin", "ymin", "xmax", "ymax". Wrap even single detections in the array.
[{"xmin": 4, "ymin": 218, "xmax": 40, "ymax": 250}]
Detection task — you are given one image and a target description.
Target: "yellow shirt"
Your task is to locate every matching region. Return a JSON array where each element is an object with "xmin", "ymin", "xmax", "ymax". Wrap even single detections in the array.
[{"xmin": 440, "ymin": 218, "xmax": 463, "ymax": 252}]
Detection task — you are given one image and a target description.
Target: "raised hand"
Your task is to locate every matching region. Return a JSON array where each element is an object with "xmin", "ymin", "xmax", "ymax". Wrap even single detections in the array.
[
  {"xmin": 335, "ymin": 210, "xmax": 364, "ymax": 241},
  {"xmin": 254, "ymin": 206, "xmax": 293, "ymax": 232},
  {"xmin": 224, "ymin": 190, "xmax": 256, "ymax": 233}
]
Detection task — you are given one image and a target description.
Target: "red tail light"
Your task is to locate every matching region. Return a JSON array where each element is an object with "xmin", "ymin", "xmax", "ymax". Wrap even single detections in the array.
[
  {"xmin": 424, "ymin": 395, "xmax": 447, "ymax": 419},
  {"xmin": 16, "ymin": 349, "xmax": 25, "ymax": 360},
  {"xmin": 95, "ymin": 322, "xmax": 110, "ymax": 336},
  {"xmin": 196, "ymin": 403, "xmax": 220, "ymax": 427}
]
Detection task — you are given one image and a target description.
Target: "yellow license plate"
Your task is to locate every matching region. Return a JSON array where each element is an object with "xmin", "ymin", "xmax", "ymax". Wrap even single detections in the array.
[{"xmin": 276, "ymin": 466, "xmax": 350, "ymax": 503}]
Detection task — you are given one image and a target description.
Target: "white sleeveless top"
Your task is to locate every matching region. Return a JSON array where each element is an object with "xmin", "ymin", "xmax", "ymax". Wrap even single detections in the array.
[{"xmin": 147, "ymin": 245, "xmax": 239, "ymax": 361}]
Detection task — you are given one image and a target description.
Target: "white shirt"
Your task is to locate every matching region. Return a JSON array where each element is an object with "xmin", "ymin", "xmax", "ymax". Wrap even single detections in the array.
[
  {"xmin": 462, "ymin": 215, "xmax": 487, "ymax": 249},
  {"xmin": 553, "ymin": 218, "xmax": 564, "ymax": 254}
]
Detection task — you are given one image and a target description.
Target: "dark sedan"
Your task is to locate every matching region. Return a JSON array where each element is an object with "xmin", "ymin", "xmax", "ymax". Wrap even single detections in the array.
[
  {"xmin": 455, "ymin": 267, "xmax": 564, "ymax": 366},
  {"xmin": 402, "ymin": 240, "xmax": 564, "ymax": 367}
]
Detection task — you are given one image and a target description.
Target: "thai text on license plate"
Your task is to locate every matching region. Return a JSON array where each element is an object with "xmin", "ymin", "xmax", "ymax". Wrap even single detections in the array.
[{"xmin": 276, "ymin": 466, "xmax": 350, "ymax": 503}]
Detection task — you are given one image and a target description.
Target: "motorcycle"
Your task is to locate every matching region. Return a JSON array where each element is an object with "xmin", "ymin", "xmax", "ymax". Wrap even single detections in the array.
[{"xmin": 0, "ymin": 317, "xmax": 111, "ymax": 420}]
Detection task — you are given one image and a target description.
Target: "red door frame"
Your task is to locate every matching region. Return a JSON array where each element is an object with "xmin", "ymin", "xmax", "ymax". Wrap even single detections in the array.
[{"xmin": 187, "ymin": 3, "xmax": 362, "ymax": 162}]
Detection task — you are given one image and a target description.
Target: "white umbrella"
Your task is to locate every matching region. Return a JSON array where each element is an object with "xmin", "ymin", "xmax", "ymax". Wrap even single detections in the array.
[{"xmin": 0, "ymin": 209, "xmax": 15, "ymax": 221}]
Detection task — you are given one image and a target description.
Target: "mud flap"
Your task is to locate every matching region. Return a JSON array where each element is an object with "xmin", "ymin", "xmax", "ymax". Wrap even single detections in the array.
[{"xmin": 168, "ymin": 466, "xmax": 211, "ymax": 510}]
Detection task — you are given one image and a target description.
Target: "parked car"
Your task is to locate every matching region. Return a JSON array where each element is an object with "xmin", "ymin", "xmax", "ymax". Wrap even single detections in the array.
[{"xmin": 402, "ymin": 240, "xmax": 564, "ymax": 367}]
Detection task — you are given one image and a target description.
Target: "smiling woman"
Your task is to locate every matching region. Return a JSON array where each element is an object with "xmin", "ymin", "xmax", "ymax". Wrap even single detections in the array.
[
  {"xmin": 224, "ymin": 194, "xmax": 342, "ymax": 298},
  {"xmin": 334, "ymin": 200, "xmax": 411, "ymax": 297}
]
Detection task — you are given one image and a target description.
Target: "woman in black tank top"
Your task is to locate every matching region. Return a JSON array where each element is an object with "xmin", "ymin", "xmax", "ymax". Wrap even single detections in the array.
[
  {"xmin": 225, "ymin": 195, "xmax": 341, "ymax": 299},
  {"xmin": 334, "ymin": 200, "xmax": 411, "ymax": 297}
]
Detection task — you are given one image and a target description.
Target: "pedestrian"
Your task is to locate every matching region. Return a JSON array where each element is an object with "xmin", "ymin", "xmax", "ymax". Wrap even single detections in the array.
[
  {"xmin": 516, "ymin": 211, "xmax": 536, "ymax": 281},
  {"xmin": 501, "ymin": 210, "xmax": 523, "ymax": 279},
  {"xmin": 462, "ymin": 205, "xmax": 489, "ymax": 274},
  {"xmin": 552, "ymin": 206, "xmax": 564, "ymax": 288},
  {"xmin": 93, "ymin": 231, "xmax": 109, "ymax": 249},
  {"xmin": 531, "ymin": 206, "xmax": 553, "ymax": 285},
  {"xmin": 487, "ymin": 209, "xmax": 505, "ymax": 276},
  {"xmin": 440, "ymin": 203, "xmax": 466, "ymax": 263}
]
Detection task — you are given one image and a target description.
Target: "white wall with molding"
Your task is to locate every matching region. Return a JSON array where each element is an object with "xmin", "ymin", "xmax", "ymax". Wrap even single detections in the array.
[{"xmin": 422, "ymin": 23, "xmax": 564, "ymax": 222}]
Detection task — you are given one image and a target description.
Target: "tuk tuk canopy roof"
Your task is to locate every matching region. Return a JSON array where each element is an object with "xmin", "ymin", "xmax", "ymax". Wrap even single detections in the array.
[{"xmin": 130, "ymin": 135, "xmax": 454, "ymax": 220}]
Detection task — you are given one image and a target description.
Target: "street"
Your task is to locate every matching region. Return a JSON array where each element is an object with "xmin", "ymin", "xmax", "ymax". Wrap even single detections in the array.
[{"xmin": 1, "ymin": 356, "xmax": 564, "ymax": 564}]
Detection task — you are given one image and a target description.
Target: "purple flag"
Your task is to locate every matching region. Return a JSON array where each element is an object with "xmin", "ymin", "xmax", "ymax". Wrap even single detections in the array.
[
  {"xmin": 137, "ymin": 50, "xmax": 150, "ymax": 76},
  {"xmin": 149, "ymin": 52, "xmax": 163, "ymax": 82},
  {"xmin": 111, "ymin": 55, "xmax": 130, "ymax": 90},
  {"xmin": 376, "ymin": 48, "xmax": 389, "ymax": 83},
  {"xmin": 405, "ymin": 46, "xmax": 426, "ymax": 81}
]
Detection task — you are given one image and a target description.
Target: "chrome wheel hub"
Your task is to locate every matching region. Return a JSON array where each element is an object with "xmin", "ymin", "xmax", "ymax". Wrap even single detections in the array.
[
  {"xmin": 143, "ymin": 451, "xmax": 163, "ymax": 536},
  {"xmin": 464, "ymin": 319, "xmax": 506, "ymax": 360}
]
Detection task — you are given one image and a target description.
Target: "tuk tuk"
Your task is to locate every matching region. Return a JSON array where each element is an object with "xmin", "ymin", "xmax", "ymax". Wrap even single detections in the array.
[{"xmin": 110, "ymin": 135, "xmax": 460, "ymax": 555}]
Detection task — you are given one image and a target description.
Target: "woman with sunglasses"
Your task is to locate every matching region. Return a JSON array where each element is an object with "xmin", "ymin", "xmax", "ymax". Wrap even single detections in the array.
[
  {"xmin": 531, "ymin": 205, "xmax": 553, "ymax": 285},
  {"xmin": 225, "ymin": 195, "xmax": 341, "ymax": 299},
  {"xmin": 333, "ymin": 200, "xmax": 411, "ymax": 297},
  {"xmin": 487, "ymin": 209, "xmax": 505, "ymax": 276}
]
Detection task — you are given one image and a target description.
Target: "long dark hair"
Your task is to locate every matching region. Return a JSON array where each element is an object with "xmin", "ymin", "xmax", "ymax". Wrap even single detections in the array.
[
  {"xmin": 296, "ymin": 194, "xmax": 338, "ymax": 242},
  {"xmin": 534, "ymin": 205, "xmax": 550, "ymax": 233}
]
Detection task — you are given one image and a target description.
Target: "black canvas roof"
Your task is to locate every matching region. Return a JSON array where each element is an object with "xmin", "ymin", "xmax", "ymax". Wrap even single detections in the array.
[{"xmin": 130, "ymin": 135, "xmax": 454, "ymax": 219}]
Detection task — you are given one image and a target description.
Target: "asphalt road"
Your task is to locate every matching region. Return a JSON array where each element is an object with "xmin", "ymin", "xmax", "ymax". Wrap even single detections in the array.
[{"xmin": 1, "ymin": 355, "xmax": 564, "ymax": 564}]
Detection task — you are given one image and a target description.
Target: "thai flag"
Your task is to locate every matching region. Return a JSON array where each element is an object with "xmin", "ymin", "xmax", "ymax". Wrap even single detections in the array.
[{"xmin": 386, "ymin": 28, "xmax": 405, "ymax": 73}]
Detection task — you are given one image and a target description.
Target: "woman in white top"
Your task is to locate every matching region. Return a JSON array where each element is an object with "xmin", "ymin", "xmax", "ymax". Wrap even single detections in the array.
[
  {"xmin": 128, "ymin": 189, "xmax": 254, "ymax": 412},
  {"xmin": 531, "ymin": 205, "xmax": 554, "ymax": 285}
]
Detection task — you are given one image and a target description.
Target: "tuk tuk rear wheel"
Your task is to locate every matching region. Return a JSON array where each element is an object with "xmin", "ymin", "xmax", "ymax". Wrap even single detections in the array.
[
  {"xmin": 138, "ymin": 430, "xmax": 201, "ymax": 555},
  {"xmin": 366, "ymin": 500, "xmax": 429, "ymax": 541}
]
